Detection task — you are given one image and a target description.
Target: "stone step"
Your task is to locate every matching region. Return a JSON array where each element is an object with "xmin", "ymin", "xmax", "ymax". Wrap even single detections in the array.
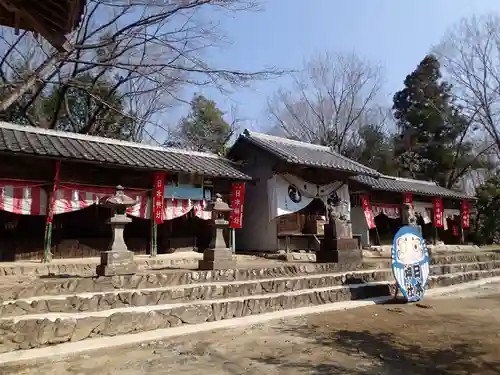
[
  {"xmin": 3, "ymin": 252, "xmax": 499, "ymax": 300},
  {"xmin": 431, "ymin": 252, "xmax": 500, "ymax": 264},
  {"xmin": 2, "ymin": 261, "xmax": 499, "ymax": 316},
  {"xmin": 1, "ymin": 268, "xmax": 499, "ymax": 354}
]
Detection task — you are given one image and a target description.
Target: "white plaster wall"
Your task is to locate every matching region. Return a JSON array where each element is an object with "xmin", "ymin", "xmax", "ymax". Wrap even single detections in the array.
[
  {"xmin": 236, "ymin": 153, "xmax": 278, "ymax": 252},
  {"xmin": 351, "ymin": 206, "xmax": 370, "ymax": 247}
]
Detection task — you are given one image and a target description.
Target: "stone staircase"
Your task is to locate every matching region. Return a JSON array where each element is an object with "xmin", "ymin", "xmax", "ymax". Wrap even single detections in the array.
[{"xmin": 1, "ymin": 252, "xmax": 500, "ymax": 354}]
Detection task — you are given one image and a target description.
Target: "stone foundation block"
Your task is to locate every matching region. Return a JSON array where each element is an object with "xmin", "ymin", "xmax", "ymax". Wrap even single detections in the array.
[
  {"xmin": 199, "ymin": 249, "xmax": 237, "ymax": 270},
  {"xmin": 96, "ymin": 250, "xmax": 137, "ymax": 276}
]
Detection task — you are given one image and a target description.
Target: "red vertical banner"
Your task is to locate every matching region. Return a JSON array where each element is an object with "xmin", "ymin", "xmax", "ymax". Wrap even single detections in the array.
[
  {"xmin": 403, "ymin": 192, "xmax": 414, "ymax": 208},
  {"xmin": 461, "ymin": 200, "xmax": 470, "ymax": 229},
  {"xmin": 452, "ymin": 224, "xmax": 459, "ymax": 237},
  {"xmin": 360, "ymin": 195, "xmax": 376, "ymax": 229},
  {"xmin": 230, "ymin": 183, "xmax": 245, "ymax": 229},
  {"xmin": 152, "ymin": 172, "xmax": 166, "ymax": 224},
  {"xmin": 433, "ymin": 198, "xmax": 443, "ymax": 228}
]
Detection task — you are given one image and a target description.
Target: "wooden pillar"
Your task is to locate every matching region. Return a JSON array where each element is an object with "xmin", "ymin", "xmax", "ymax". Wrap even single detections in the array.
[
  {"xmin": 150, "ymin": 218, "xmax": 157, "ymax": 257},
  {"xmin": 43, "ymin": 160, "xmax": 61, "ymax": 263}
]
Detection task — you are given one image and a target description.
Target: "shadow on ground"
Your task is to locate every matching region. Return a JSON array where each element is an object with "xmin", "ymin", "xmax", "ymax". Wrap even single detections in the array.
[{"xmin": 252, "ymin": 313, "xmax": 500, "ymax": 375}]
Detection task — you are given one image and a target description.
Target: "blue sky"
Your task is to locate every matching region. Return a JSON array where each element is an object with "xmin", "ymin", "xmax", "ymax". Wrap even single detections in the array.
[{"xmin": 160, "ymin": 0, "xmax": 500, "ymax": 141}]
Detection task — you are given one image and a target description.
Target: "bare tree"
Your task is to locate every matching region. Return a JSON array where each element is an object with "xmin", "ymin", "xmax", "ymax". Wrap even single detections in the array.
[
  {"xmin": 267, "ymin": 51, "xmax": 383, "ymax": 153},
  {"xmin": 0, "ymin": 0, "xmax": 282, "ymax": 142},
  {"xmin": 435, "ymin": 13, "xmax": 500, "ymax": 158}
]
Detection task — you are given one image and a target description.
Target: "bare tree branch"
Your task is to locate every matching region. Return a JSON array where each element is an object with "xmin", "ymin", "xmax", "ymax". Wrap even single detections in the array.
[
  {"xmin": 0, "ymin": 0, "xmax": 283, "ymax": 141},
  {"xmin": 267, "ymin": 51, "xmax": 383, "ymax": 153},
  {"xmin": 435, "ymin": 13, "xmax": 500, "ymax": 158}
]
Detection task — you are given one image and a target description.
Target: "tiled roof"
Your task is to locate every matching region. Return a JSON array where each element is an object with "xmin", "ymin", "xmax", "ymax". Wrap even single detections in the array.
[
  {"xmin": 232, "ymin": 130, "xmax": 380, "ymax": 177},
  {"xmin": 351, "ymin": 175, "xmax": 474, "ymax": 200},
  {"xmin": 0, "ymin": 122, "xmax": 250, "ymax": 180}
]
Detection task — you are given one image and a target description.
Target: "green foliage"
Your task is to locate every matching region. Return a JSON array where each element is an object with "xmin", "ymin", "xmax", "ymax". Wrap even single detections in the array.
[
  {"xmin": 344, "ymin": 124, "xmax": 398, "ymax": 175},
  {"xmin": 475, "ymin": 174, "xmax": 500, "ymax": 244},
  {"xmin": 392, "ymin": 55, "xmax": 477, "ymax": 188},
  {"xmin": 0, "ymin": 68, "xmax": 140, "ymax": 141},
  {"xmin": 177, "ymin": 94, "xmax": 232, "ymax": 154}
]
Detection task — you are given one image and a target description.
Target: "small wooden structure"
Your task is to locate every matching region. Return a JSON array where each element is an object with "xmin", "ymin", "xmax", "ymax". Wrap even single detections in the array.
[
  {"xmin": 349, "ymin": 175, "xmax": 475, "ymax": 247},
  {"xmin": 227, "ymin": 130, "xmax": 379, "ymax": 260},
  {"xmin": 0, "ymin": 0, "xmax": 85, "ymax": 51}
]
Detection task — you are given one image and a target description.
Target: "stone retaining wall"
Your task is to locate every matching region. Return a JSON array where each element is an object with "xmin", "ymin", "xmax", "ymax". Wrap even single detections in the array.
[
  {"xmin": 2, "ymin": 269, "xmax": 500, "ymax": 354},
  {"xmin": 2, "ymin": 262, "xmax": 384, "ymax": 301},
  {"xmin": 0, "ymin": 283, "xmax": 395, "ymax": 353},
  {"xmin": 0, "ymin": 270, "xmax": 394, "ymax": 316},
  {"xmin": 3, "ymin": 261, "xmax": 500, "ymax": 316},
  {"xmin": 3, "ymin": 254, "xmax": 500, "ymax": 301},
  {"xmin": 0, "ymin": 257, "xmax": 201, "ymax": 277}
]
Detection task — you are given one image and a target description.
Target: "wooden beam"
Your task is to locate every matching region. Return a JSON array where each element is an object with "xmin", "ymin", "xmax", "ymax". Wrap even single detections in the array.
[{"xmin": 0, "ymin": 0, "xmax": 72, "ymax": 51}]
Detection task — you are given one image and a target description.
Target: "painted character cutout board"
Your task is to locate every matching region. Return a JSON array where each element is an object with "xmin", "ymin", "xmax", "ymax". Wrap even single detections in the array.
[{"xmin": 391, "ymin": 226, "xmax": 430, "ymax": 302}]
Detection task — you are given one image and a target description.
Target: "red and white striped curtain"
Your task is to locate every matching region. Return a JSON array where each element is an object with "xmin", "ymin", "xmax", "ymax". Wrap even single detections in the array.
[
  {"xmin": 53, "ymin": 184, "xmax": 148, "ymax": 216},
  {"xmin": 193, "ymin": 200, "xmax": 211, "ymax": 220},
  {"xmin": 372, "ymin": 205, "xmax": 400, "ymax": 219},
  {"xmin": 0, "ymin": 181, "xmax": 48, "ymax": 215},
  {"xmin": 0, "ymin": 180, "xmax": 212, "ymax": 222},
  {"xmin": 53, "ymin": 184, "xmax": 110, "ymax": 214},
  {"xmin": 126, "ymin": 194, "xmax": 151, "ymax": 219},
  {"xmin": 126, "ymin": 197, "xmax": 212, "ymax": 221}
]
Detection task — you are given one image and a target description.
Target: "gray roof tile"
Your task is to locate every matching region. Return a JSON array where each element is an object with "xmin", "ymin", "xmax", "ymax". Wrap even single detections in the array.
[
  {"xmin": 351, "ymin": 175, "xmax": 474, "ymax": 200},
  {"xmin": 235, "ymin": 130, "xmax": 380, "ymax": 177},
  {"xmin": 0, "ymin": 122, "xmax": 250, "ymax": 180}
]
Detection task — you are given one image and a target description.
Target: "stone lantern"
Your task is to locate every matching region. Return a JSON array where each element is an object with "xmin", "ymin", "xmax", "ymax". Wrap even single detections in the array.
[
  {"xmin": 198, "ymin": 193, "xmax": 237, "ymax": 270},
  {"xmin": 96, "ymin": 185, "xmax": 138, "ymax": 276}
]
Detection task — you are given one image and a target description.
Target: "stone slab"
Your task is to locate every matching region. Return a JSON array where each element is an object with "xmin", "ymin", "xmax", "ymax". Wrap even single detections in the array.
[
  {"xmin": 316, "ymin": 248, "xmax": 363, "ymax": 263},
  {"xmin": 96, "ymin": 264, "xmax": 137, "ymax": 277},
  {"xmin": 198, "ymin": 259, "xmax": 237, "ymax": 270},
  {"xmin": 96, "ymin": 251, "xmax": 137, "ymax": 277},
  {"xmin": 202, "ymin": 249, "xmax": 234, "ymax": 262}
]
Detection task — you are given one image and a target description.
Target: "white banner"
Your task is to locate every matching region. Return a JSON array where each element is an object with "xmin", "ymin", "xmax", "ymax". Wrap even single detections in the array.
[{"xmin": 267, "ymin": 174, "xmax": 349, "ymax": 221}]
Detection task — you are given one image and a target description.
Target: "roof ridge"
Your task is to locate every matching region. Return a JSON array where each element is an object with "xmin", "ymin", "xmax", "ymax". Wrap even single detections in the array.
[
  {"xmin": 391, "ymin": 176, "xmax": 438, "ymax": 186},
  {"xmin": 243, "ymin": 130, "xmax": 332, "ymax": 151},
  {"xmin": 0, "ymin": 121, "xmax": 221, "ymax": 159},
  {"xmin": 243, "ymin": 129, "xmax": 378, "ymax": 174}
]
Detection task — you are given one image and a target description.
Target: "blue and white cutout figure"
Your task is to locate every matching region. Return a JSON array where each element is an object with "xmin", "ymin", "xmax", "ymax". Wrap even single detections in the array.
[{"xmin": 391, "ymin": 226, "xmax": 430, "ymax": 302}]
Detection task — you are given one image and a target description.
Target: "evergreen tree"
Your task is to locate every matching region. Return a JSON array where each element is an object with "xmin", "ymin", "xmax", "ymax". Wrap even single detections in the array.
[
  {"xmin": 0, "ymin": 70, "xmax": 140, "ymax": 141},
  {"xmin": 475, "ymin": 173, "xmax": 500, "ymax": 244},
  {"xmin": 176, "ymin": 94, "xmax": 232, "ymax": 154},
  {"xmin": 344, "ymin": 123, "xmax": 398, "ymax": 175},
  {"xmin": 392, "ymin": 55, "xmax": 476, "ymax": 187}
]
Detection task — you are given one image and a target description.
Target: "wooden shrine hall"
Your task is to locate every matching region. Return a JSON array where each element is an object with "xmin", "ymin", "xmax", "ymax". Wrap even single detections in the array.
[{"xmin": 0, "ymin": 121, "xmax": 250, "ymax": 262}]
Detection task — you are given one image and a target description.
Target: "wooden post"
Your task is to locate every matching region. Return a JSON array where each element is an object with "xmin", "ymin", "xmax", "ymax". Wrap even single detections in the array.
[
  {"xmin": 374, "ymin": 226, "xmax": 382, "ymax": 246},
  {"xmin": 150, "ymin": 220, "xmax": 157, "ymax": 257},
  {"xmin": 149, "ymin": 185, "xmax": 157, "ymax": 258},
  {"xmin": 459, "ymin": 205, "xmax": 465, "ymax": 245},
  {"xmin": 231, "ymin": 228, "xmax": 236, "ymax": 253},
  {"xmin": 43, "ymin": 160, "xmax": 61, "ymax": 263}
]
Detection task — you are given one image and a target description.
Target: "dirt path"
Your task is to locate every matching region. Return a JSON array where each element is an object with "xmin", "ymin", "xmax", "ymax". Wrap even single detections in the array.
[{"xmin": 3, "ymin": 284, "xmax": 500, "ymax": 375}]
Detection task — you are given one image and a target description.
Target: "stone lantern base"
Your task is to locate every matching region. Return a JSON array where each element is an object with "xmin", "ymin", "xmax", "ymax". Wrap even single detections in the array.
[
  {"xmin": 96, "ymin": 250, "xmax": 137, "ymax": 276},
  {"xmin": 96, "ymin": 214, "xmax": 137, "ymax": 277},
  {"xmin": 198, "ymin": 248, "xmax": 237, "ymax": 270},
  {"xmin": 316, "ymin": 222, "xmax": 362, "ymax": 264}
]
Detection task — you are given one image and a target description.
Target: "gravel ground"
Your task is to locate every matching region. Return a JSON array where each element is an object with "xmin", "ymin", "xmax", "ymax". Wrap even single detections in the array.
[{"xmin": 3, "ymin": 283, "xmax": 500, "ymax": 375}]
